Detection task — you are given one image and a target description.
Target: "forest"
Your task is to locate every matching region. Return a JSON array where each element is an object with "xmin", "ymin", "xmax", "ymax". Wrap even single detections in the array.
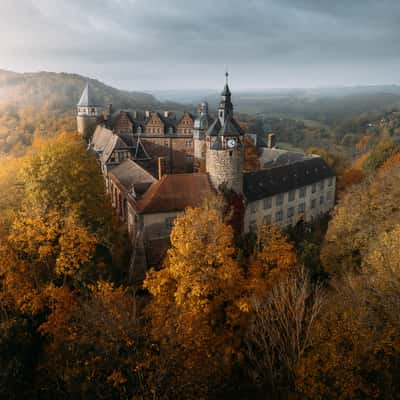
[
  {"xmin": 2, "ymin": 71, "xmax": 400, "ymax": 398},
  {"xmin": 1, "ymin": 111, "xmax": 400, "ymax": 399}
]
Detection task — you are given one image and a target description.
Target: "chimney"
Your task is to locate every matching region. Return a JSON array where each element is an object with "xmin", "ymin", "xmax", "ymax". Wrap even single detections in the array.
[
  {"xmin": 164, "ymin": 110, "xmax": 170, "ymax": 118},
  {"xmin": 267, "ymin": 133, "xmax": 276, "ymax": 149},
  {"xmin": 145, "ymin": 110, "xmax": 151, "ymax": 118},
  {"xmin": 158, "ymin": 157, "xmax": 166, "ymax": 180}
]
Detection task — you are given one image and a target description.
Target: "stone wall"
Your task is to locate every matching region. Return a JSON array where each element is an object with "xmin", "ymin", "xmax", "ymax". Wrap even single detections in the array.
[
  {"xmin": 77, "ymin": 115, "xmax": 98, "ymax": 141},
  {"xmin": 206, "ymin": 148, "xmax": 243, "ymax": 193}
]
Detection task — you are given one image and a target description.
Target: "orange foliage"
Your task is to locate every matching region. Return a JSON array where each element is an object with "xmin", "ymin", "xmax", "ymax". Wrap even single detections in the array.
[
  {"xmin": 248, "ymin": 224, "xmax": 298, "ymax": 297},
  {"xmin": 378, "ymin": 152, "xmax": 400, "ymax": 174},
  {"xmin": 353, "ymin": 152, "xmax": 370, "ymax": 170},
  {"xmin": 243, "ymin": 135, "xmax": 260, "ymax": 172}
]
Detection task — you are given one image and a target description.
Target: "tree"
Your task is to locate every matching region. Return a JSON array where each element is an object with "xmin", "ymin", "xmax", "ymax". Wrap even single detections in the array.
[
  {"xmin": 321, "ymin": 164, "xmax": 400, "ymax": 277},
  {"xmin": 36, "ymin": 282, "xmax": 142, "ymax": 400},
  {"xmin": 296, "ymin": 275, "xmax": 400, "ymax": 400},
  {"xmin": 362, "ymin": 136, "xmax": 399, "ymax": 175},
  {"xmin": 243, "ymin": 135, "xmax": 260, "ymax": 172},
  {"xmin": 143, "ymin": 206, "xmax": 246, "ymax": 399},
  {"xmin": 247, "ymin": 224, "xmax": 298, "ymax": 297},
  {"xmin": 245, "ymin": 267, "xmax": 324, "ymax": 393},
  {"xmin": 20, "ymin": 134, "xmax": 111, "ymax": 233}
]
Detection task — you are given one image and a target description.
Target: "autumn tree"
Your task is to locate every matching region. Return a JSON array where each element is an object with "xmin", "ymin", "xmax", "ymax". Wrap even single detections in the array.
[
  {"xmin": 247, "ymin": 224, "xmax": 298, "ymax": 297},
  {"xmin": 243, "ymin": 135, "xmax": 260, "ymax": 172},
  {"xmin": 143, "ymin": 206, "xmax": 246, "ymax": 399},
  {"xmin": 362, "ymin": 136, "xmax": 399, "ymax": 175},
  {"xmin": 20, "ymin": 134, "xmax": 111, "ymax": 233},
  {"xmin": 36, "ymin": 282, "xmax": 142, "ymax": 399},
  {"xmin": 321, "ymin": 163, "xmax": 400, "ymax": 277},
  {"xmin": 245, "ymin": 267, "xmax": 324, "ymax": 394},
  {"xmin": 296, "ymin": 274, "xmax": 400, "ymax": 399}
]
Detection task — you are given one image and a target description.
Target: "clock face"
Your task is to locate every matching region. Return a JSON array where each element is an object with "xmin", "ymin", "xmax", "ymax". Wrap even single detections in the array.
[{"xmin": 227, "ymin": 138, "xmax": 236, "ymax": 148}]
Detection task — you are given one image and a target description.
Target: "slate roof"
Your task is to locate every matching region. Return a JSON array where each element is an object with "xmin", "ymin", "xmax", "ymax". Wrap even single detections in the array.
[
  {"xmin": 244, "ymin": 156, "xmax": 335, "ymax": 202},
  {"xmin": 101, "ymin": 135, "xmax": 129, "ymax": 164},
  {"xmin": 260, "ymin": 147, "xmax": 313, "ymax": 169},
  {"xmin": 206, "ymin": 115, "xmax": 244, "ymax": 137},
  {"xmin": 91, "ymin": 126, "xmax": 114, "ymax": 153},
  {"xmin": 108, "ymin": 159, "xmax": 157, "ymax": 195},
  {"xmin": 78, "ymin": 82, "xmax": 97, "ymax": 107},
  {"xmin": 135, "ymin": 173, "xmax": 213, "ymax": 214}
]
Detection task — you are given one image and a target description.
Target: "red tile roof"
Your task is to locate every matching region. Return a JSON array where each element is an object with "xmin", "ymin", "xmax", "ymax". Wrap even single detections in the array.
[{"xmin": 135, "ymin": 173, "xmax": 214, "ymax": 214}]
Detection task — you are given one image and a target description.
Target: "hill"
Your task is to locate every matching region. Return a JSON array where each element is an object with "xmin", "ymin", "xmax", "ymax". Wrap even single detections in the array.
[
  {"xmin": 0, "ymin": 69, "xmax": 159, "ymax": 111},
  {"xmin": 0, "ymin": 70, "xmax": 188, "ymax": 155}
]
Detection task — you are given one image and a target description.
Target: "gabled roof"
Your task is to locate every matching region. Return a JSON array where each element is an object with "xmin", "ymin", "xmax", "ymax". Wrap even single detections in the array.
[
  {"xmin": 91, "ymin": 126, "xmax": 114, "ymax": 153},
  {"xmin": 206, "ymin": 118, "xmax": 222, "ymax": 136},
  {"xmin": 244, "ymin": 156, "xmax": 335, "ymax": 202},
  {"xmin": 134, "ymin": 136, "xmax": 151, "ymax": 160},
  {"xmin": 108, "ymin": 159, "xmax": 157, "ymax": 193},
  {"xmin": 78, "ymin": 82, "xmax": 97, "ymax": 107},
  {"xmin": 101, "ymin": 134, "xmax": 129, "ymax": 164},
  {"xmin": 135, "ymin": 173, "xmax": 213, "ymax": 214}
]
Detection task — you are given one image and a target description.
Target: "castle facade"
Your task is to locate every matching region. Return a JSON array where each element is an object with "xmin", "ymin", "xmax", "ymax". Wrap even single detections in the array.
[{"xmin": 78, "ymin": 76, "xmax": 336, "ymax": 277}]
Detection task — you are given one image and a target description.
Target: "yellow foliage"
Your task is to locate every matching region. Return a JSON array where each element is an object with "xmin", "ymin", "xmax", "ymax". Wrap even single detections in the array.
[{"xmin": 248, "ymin": 224, "xmax": 298, "ymax": 297}]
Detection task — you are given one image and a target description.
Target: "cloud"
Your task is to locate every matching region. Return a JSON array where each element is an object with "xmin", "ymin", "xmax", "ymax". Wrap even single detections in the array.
[{"xmin": 0, "ymin": 0, "xmax": 400, "ymax": 89}]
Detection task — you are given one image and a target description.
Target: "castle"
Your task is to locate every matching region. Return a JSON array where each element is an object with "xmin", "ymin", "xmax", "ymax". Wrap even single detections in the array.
[{"xmin": 78, "ymin": 75, "xmax": 336, "ymax": 276}]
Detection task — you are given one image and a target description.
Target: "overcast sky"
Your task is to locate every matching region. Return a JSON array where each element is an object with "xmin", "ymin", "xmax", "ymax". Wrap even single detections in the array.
[{"xmin": 1, "ymin": 0, "xmax": 400, "ymax": 91}]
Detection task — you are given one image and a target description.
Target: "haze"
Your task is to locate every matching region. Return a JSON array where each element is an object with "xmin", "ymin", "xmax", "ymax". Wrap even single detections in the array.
[{"xmin": 1, "ymin": 0, "xmax": 400, "ymax": 91}]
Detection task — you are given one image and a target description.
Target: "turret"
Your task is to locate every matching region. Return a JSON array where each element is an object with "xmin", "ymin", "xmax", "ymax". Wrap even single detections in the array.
[
  {"xmin": 193, "ymin": 101, "xmax": 211, "ymax": 171},
  {"xmin": 76, "ymin": 82, "xmax": 102, "ymax": 141}
]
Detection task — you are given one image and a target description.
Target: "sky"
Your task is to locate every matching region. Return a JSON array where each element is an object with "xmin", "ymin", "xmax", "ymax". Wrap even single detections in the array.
[{"xmin": 1, "ymin": 0, "xmax": 400, "ymax": 91}]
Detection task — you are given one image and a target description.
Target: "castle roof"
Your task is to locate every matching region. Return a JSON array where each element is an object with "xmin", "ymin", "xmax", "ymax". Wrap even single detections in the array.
[
  {"xmin": 108, "ymin": 159, "xmax": 157, "ymax": 196},
  {"xmin": 78, "ymin": 82, "xmax": 97, "ymax": 107},
  {"xmin": 134, "ymin": 173, "xmax": 213, "ymax": 214},
  {"xmin": 244, "ymin": 156, "xmax": 335, "ymax": 202},
  {"xmin": 101, "ymin": 134, "xmax": 129, "ymax": 164},
  {"xmin": 90, "ymin": 126, "xmax": 114, "ymax": 153},
  {"xmin": 206, "ymin": 114, "xmax": 244, "ymax": 137}
]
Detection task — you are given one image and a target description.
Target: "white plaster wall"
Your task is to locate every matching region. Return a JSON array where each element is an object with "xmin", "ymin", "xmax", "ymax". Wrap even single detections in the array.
[{"xmin": 244, "ymin": 176, "xmax": 336, "ymax": 233}]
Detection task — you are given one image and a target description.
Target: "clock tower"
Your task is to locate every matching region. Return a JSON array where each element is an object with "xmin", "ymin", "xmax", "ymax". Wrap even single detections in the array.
[{"xmin": 205, "ymin": 73, "xmax": 244, "ymax": 193}]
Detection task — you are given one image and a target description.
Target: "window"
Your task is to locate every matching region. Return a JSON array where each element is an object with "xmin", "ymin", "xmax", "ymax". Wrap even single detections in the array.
[
  {"xmin": 249, "ymin": 220, "xmax": 257, "ymax": 232},
  {"xmin": 263, "ymin": 197, "xmax": 272, "ymax": 209},
  {"xmin": 276, "ymin": 193, "xmax": 284, "ymax": 206},
  {"xmin": 263, "ymin": 215, "xmax": 271, "ymax": 225},
  {"xmin": 299, "ymin": 187, "xmax": 306, "ymax": 198},
  {"xmin": 328, "ymin": 177, "xmax": 333, "ymax": 187},
  {"xmin": 312, "ymin": 183, "xmax": 316, "ymax": 193},
  {"xmin": 298, "ymin": 203, "xmax": 305, "ymax": 213},
  {"xmin": 320, "ymin": 195, "xmax": 324, "ymax": 204},
  {"xmin": 327, "ymin": 191, "xmax": 333, "ymax": 201},
  {"xmin": 275, "ymin": 210, "xmax": 283, "ymax": 222},
  {"xmin": 311, "ymin": 198, "xmax": 316, "ymax": 209},
  {"xmin": 250, "ymin": 202, "xmax": 257, "ymax": 213},
  {"xmin": 186, "ymin": 140, "xmax": 192, "ymax": 147},
  {"xmin": 165, "ymin": 216, "xmax": 175, "ymax": 229},
  {"xmin": 320, "ymin": 180, "xmax": 325, "ymax": 190},
  {"xmin": 287, "ymin": 207, "xmax": 294, "ymax": 218},
  {"xmin": 288, "ymin": 190, "xmax": 296, "ymax": 202},
  {"xmin": 185, "ymin": 155, "xmax": 193, "ymax": 162},
  {"xmin": 164, "ymin": 140, "xmax": 169, "ymax": 147}
]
